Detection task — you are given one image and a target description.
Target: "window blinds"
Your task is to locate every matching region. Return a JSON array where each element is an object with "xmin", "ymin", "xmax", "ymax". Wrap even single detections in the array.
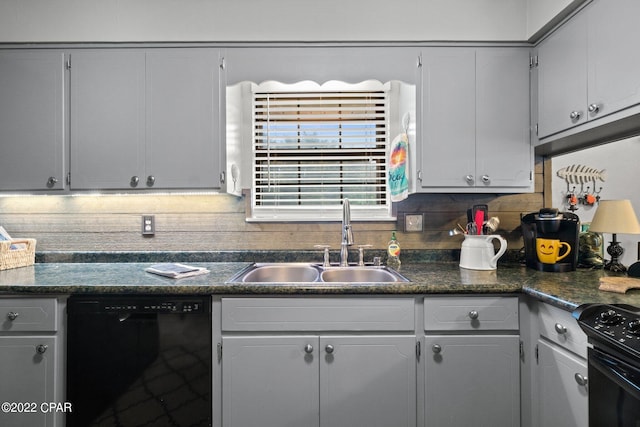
[{"xmin": 252, "ymin": 89, "xmax": 390, "ymax": 219}]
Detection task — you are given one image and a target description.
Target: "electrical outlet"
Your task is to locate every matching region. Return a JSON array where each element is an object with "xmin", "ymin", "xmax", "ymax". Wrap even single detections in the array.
[
  {"xmin": 404, "ymin": 213, "xmax": 424, "ymax": 232},
  {"xmin": 142, "ymin": 215, "xmax": 155, "ymax": 236}
]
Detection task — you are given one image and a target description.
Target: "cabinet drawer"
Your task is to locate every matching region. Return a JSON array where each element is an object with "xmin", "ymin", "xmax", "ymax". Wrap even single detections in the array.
[
  {"xmin": 538, "ymin": 303, "xmax": 587, "ymax": 358},
  {"xmin": 0, "ymin": 298, "xmax": 58, "ymax": 332},
  {"xmin": 222, "ymin": 297, "xmax": 415, "ymax": 332},
  {"xmin": 424, "ymin": 296, "xmax": 519, "ymax": 331}
]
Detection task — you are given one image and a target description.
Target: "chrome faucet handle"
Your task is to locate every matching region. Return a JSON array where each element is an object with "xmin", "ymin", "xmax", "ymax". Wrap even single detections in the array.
[
  {"xmin": 314, "ymin": 244, "xmax": 331, "ymax": 267},
  {"xmin": 357, "ymin": 245, "xmax": 373, "ymax": 266}
]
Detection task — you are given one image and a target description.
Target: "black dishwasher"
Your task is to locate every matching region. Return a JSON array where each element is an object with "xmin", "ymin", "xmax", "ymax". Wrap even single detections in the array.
[{"xmin": 66, "ymin": 295, "xmax": 212, "ymax": 427}]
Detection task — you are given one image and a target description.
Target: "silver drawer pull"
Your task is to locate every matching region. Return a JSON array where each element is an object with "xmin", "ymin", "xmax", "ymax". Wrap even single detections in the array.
[
  {"xmin": 468, "ymin": 310, "xmax": 479, "ymax": 320},
  {"xmin": 325, "ymin": 344, "xmax": 335, "ymax": 354},
  {"xmin": 304, "ymin": 344, "xmax": 314, "ymax": 354},
  {"xmin": 36, "ymin": 344, "xmax": 48, "ymax": 354},
  {"xmin": 432, "ymin": 344, "xmax": 442, "ymax": 354},
  {"xmin": 574, "ymin": 373, "xmax": 588, "ymax": 387},
  {"xmin": 554, "ymin": 323, "xmax": 568, "ymax": 334},
  {"xmin": 7, "ymin": 312, "xmax": 19, "ymax": 321}
]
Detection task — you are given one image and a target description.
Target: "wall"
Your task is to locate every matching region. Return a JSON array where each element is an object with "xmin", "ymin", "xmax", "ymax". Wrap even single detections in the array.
[
  {"xmin": 551, "ymin": 136, "xmax": 640, "ymax": 266},
  {"xmin": 0, "ymin": 0, "xmax": 528, "ymax": 42},
  {"xmin": 0, "ymin": 157, "xmax": 543, "ymax": 254},
  {"xmin": 0, "ymin": 0, "xmax": 552, "ymax": 256}
]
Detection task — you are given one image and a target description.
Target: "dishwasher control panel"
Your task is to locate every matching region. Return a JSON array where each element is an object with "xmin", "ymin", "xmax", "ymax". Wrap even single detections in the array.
[{"xmin": 68, "ymin": 296, "xmax": 210, "ymax": 314}]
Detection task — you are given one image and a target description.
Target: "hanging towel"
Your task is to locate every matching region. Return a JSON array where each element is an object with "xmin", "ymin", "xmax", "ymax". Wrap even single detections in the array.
[{"xmin": 389, "ymin": 132, "xmax": 409, "ymax": 202}]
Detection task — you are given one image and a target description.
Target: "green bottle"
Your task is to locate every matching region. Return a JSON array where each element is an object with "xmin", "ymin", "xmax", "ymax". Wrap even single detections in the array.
[{"xmin": 387, "ymin": 231, "xmax": 401, "ymax": 269}]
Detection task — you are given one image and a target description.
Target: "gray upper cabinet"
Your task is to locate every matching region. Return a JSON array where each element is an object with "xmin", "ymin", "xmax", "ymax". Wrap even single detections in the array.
[
  {"xmin": 537, "ymin": 0, "xmax": 640, "ymax": 140},
  {"xmin": 476, "ymin": 49, "xmax": 531, "ymax": 189},
  {"xmin": 70, "ymin": 50, "xmax": 146, "ymax": 190},
  {"xmin": 70, "ymin": 48, "xmax": 221, "ymax": 190},
  {"xmin": 145, "ymin": 50, "xmax": 220, "ymax": 189},
  {"xmin": 0, "ymin": 51, "xmax": 65, "ymax": 191},
  {"xmin": 420, "ymin": 49, "xmax": 476, "ymax": 189},
  {"xmin": 586, "ymin": 0, "xmax": 640, "ymax": 121},
  {"xmin": 419, "ymin": 48, "xmax": 531, "ymax": 192},
  {"xmin": 537, "ymin": 8, "xmax": 588, "ymax": 138}
]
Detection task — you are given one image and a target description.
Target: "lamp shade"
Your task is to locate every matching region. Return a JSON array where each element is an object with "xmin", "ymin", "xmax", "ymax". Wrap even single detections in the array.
[{"xmin": 589, "ymin": 199, "xmax": 640, "ymax": 234}]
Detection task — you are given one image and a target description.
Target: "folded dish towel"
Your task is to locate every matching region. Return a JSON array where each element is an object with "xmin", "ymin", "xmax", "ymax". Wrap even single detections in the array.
[{"xmin": 389, "ymin": 132, "xmax": 409, "ymax": 202}]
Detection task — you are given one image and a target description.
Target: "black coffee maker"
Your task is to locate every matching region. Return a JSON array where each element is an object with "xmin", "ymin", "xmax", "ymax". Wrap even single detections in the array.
[{"xmin": 521, "ymin": 208, "xmax": 580, "ymax": 272}]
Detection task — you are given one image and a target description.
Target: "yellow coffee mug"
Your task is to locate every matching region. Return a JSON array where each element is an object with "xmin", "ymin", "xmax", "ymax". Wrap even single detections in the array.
[{"xmin": 536, "ymin": 238, "xmax": 571, "ymax": 264}]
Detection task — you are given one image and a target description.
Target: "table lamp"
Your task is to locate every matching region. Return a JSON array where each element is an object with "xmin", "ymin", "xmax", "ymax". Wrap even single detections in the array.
[{"xmin": 589, "ymin": 199, "xmax": 640, "ymax": 272}]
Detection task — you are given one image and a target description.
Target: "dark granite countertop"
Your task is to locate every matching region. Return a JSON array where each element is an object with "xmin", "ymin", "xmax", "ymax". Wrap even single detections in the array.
[{"xmin": 2, "ymin": 260, "xmax": 640, "ymax": 312}]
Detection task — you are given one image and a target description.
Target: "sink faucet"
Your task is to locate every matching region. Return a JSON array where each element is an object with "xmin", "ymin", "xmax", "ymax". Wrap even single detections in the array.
[{"xmin": 340, "ymin": 199, "xmax": 354, "ymax": 267}]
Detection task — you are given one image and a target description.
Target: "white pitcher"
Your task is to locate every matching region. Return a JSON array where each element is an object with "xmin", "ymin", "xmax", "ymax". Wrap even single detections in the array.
[{"xmin": 459, "ymin": 234, "xmax": 507, "ymax": 270}]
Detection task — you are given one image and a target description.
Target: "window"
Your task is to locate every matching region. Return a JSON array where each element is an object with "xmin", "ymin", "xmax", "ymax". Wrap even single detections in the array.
[{"xmin": 250, "ymin": 81, "xmax": 392, "ymax": 221}]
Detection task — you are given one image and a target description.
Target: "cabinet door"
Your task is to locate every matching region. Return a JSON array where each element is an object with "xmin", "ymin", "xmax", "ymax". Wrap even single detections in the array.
[
  {"xmin": 0, "ymin": 51, "xmax": 65, "ymax": 191},
  {"xmin": 537, "ymin": 11, "xmax": 588, "ymax": 138},
  {"xmin": 424, "ymin": 335, "xmax": 520, "ymax": 427},
  {"xmin": 320, "ymin": 335, "xmax": 416, "ymax": 427},
  {"xmin": 420, "ymin": 49, "xmax": 476, "ymax": 188},
  {"xmin": 146, "ymin": 49, "xmax": 221, "ymax": 189},
  {"xmin": 222, "ymin": 336, "xmax": 320, "ymax": 427},
  {"xmin": 537, "ymin": 340, "xmax": 588, "ymax": 427},
  {"xmin": 587, "ymin": 0, "xmax": 640, "ymax": 120},
  {"xmin": 70, "ymin": 50, "xmax": 145, "ymax": 190},
  {"xmin": 0, "ymin": 336, "xmax": 56, "ymax": 427},
  {"xmin": 476, "ymin": 49, "xmax": 531, "ymax": 189}
]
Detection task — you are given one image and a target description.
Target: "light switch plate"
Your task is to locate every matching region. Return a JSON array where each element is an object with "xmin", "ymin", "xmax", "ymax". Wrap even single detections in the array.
[{"xmin": 404, "ymin": 213, "xmax": 424, "ymax": 232}]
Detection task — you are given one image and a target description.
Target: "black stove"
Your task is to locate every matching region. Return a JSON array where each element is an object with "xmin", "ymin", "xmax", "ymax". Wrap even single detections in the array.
[
  {"xmin": 574, "ymin": 303, "xmax": 640, "ymax": 359},
  {"xmin": 573, "ymin": 303, "xmax": 640, "ymax": 427}
]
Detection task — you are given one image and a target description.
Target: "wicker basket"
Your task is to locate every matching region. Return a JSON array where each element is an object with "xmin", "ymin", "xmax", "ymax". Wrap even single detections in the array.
[{"xmin": 0, "ymin": 239, "xmax": 36, "ymax": 270}]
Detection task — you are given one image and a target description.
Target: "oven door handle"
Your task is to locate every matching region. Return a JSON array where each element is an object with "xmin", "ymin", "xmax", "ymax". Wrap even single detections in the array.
[{"xmin": 590, "ymin": 349, "xmax": 640, "ymax": 400}]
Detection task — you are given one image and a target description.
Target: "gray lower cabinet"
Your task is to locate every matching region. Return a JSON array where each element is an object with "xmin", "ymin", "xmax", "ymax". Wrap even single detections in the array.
[
  {"xmin": 70, "ymin": 48, "xmax": 221, "ymax": 190},
  {"xmin": 220, "ymin": 297, "xmax": 417, "ymax": 427},
  {"xmin": 0, "ymin": 51, "xmax": 65, "ymax": 191},
  {"xmin": 0, "ymin": 298, "xmax": 60, "ymax": 427},
  {"xmin": 222, "ymin": 335, "xmax": 416, "ymax": 427},
  {"xmin": 536, "ymin": 340, "xmax": 587, "ymax": 427},
  {"xmin": 534, "ymin": 302, "xmax": 588, "ymax": 427},
  {"xmin": 423, "ymin": 296, "xmax": 521, "ymax": 427},
  {"xmin": 424, "ymin": 334, "xmax": 521, "ymax": 427},
  {"xmin": 419, "ymin": 47, "xmax": 531, "ymax": 192}
]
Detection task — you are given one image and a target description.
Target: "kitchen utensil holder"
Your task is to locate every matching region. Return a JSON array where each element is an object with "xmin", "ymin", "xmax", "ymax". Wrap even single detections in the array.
[{"xmin": 0, "ymin": 239, "xmax": 36, "ymax": 270}]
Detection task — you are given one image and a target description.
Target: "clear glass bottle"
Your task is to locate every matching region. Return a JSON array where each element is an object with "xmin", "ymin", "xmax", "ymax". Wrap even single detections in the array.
[
  {"xmin": 387, "ymin": 231, "xmax": 401, "ymax": 269},
  {"xmin": 578, "ymin": 223, "xmax": 604, "ymax": 269}
]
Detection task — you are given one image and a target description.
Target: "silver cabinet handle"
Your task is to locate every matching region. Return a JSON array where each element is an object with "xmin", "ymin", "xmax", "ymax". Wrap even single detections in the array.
[
  {"xmin": 130, "ymin": 176, "xmax": 140, "ymax": 188},
  {"xmin": 7, "ymin": 311, "xmax": 19, "ymax": 321},
  {"xmin": 588, "ymin": 103, "xmax": 600, "ymax": 114},
  {"xmin": 46, "ymin": 177, "xmax": 58, "ymax": 188},
  {"xmin": 465, "ymin": 175, "xmax": 474, "ymax": 185},
  {"xmin": 325, "ymin": 344, "xmax": 335, "ymax": 354},
  {"xmin": 432, "ymin": 344, "xmax": 442, "ymax": 354},
  {"xmin": 468, "ymin": 310, "xmax": 479, "ymax": 320},
  {"xmin": 574, "ymin": 373, "xmax": 588, "ymax": 387},
  {"xmin": 304, "ymin": 344, "xmax": 314, "ymax": 354},
  {"xmin": 36, "ymin": 344, "xmax": 48, "ymax": 354},
  {"xmin": 569, "ymin": 111, "xmax": 582, "ymax": 120},
  {"xmin": 554, "ymin": 323, "xmax": 568, "ymax": 334},
  {"xmin": 481, "ymin": 175, "xmax": 490, "ymax": 184},
  {"xmin": 146, "ymin": 175, "xmax": 155, "ymax": 187}
]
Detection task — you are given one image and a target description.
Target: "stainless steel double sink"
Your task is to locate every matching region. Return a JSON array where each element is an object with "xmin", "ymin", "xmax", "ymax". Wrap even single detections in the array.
[{"xmin": 227, "ymin": 263, "xmax": 409, "ymax": 283}]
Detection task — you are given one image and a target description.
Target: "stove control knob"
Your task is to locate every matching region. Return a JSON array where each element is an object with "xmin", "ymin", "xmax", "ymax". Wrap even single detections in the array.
[
  {"xmin": 599, "ymin": 309, "xmax": 622, "ymax": 325},
  {"xmin": 628, "ymin": 320, "xmax": 640, "ymax": 335}
]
